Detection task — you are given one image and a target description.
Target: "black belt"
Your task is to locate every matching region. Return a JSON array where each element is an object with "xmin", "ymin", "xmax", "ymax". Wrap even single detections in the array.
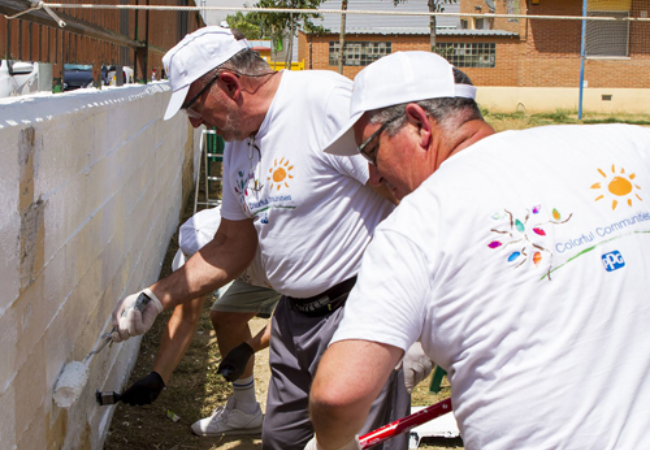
[{"xmin": 288, "ymin": 277, "xmax": 357, "ymax": 317}]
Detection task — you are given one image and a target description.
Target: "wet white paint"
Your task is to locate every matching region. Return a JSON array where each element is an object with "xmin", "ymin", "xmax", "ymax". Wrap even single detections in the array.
[{"xmin": 53, "ymin": 361, "xmax": 89, "ymax": 408}]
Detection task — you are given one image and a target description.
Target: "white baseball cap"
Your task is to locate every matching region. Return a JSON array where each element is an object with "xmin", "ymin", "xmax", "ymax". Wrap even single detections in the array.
[
  {"xmin": 162, "ymin": 26, "xmax": 249, "ymax": 121},
  {"xmin": 323, "ymin": 51, "xmax": 477, "ymax": 156}
]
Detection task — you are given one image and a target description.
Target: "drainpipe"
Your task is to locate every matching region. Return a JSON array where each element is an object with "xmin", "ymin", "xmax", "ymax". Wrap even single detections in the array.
[{"xmin": 578, "ymin": 0, "xmax": 587, "ymax": 120}]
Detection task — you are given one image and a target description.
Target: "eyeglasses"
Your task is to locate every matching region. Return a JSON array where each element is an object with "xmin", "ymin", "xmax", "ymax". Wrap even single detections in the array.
[
  {"xmin": 182, "ymin": 72, "xmax": 220, "ymax": 118},
  {"xmin": 358, "ymin": 115, "xmax": 400, "ymax": 165}
]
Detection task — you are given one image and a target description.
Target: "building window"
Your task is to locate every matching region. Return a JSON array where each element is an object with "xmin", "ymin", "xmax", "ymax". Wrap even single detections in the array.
[
  {"xmin": 437, "ymin": 42, "xmax": 496, "ymax": 68},
  {"xmin": 586, "ymin": 11, "xmax": 629, "ymax": 57},
  {"xmin": 329, "ymin": 41, "xmax": 392, "ymax": 66},
  {"xmin": 460, "ymin": 19, "xmax": 469, "ymax": 30},
  {"xmin": 474, "ymin": 18, "xmax": 485, "ymax": 30}
]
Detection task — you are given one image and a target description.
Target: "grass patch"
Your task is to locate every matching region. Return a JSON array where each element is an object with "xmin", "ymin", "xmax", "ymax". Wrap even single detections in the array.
[{"xmin": 482, "ymin": 109, "xmax": 650, "ymax": 132}]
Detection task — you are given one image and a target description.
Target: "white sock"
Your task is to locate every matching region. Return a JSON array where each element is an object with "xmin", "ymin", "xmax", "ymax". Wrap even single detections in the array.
[{"xmin": 232, "ymin": 375, "xmax": 258, "ymax": 414}]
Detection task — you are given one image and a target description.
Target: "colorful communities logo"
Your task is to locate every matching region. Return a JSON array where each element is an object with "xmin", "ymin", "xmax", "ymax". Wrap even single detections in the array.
[
  {"xmin": 267, "ymin": 157, "xmax": 294, "ymax": 191},
  {"xmin": 234, "ymin": 170, "xmax": 252, "ymax": 213},
  {"xmin": 234, "ymin": 170, "xmax": 249, "ymax": 196},
  {"xmin": 591, "ymin": 165, "xmax": 642, "ymax": 210},
  {"xmin": 488, "ymin": 205, "xmax": 572, "ymax": 280}
]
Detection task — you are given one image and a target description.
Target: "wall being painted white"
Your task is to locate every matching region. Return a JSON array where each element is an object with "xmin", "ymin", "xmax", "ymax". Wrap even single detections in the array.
[{"xmin": 0, "ymin": 83, "xmax": 201, "ymax": 450}]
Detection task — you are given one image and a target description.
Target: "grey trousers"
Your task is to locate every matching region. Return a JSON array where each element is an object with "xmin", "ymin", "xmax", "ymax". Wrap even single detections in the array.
[{"xmin": 262, "ymin": 297, "xmax": 411, "ymax": 450}]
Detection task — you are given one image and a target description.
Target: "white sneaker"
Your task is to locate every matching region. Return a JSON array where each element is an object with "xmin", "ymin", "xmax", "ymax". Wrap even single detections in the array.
[{"xmin": 191, "ymin": 397, "xmax": 263, "ymax": 436}]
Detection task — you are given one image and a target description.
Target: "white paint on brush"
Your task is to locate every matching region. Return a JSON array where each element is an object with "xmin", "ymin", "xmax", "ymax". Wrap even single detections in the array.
[{"xmin": 53, "ymin": 361, "xmax": 89, "ymax": 408}]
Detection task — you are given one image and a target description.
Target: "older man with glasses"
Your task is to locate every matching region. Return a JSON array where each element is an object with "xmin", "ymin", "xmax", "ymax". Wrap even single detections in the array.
[
  {"xmin": 306, "ymin": 51, "xmax": 650, "ymax": 450},
  {"xmin": 108, "ymin": 26, "xmax": 412, "ymax": 450}
]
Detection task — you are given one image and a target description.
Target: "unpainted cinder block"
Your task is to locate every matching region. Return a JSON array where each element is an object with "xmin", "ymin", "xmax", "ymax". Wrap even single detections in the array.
[
  {"xmin": 13, "ymin": 336, "xmax": 46, "ymax": 441},
  {"xmin": 42, "ymin": 187, "xmax": 67, "ymax": 265},
  {"xmin": 43, "ymin": 244, "xmax": 72, "ymax": 312},
  {"xmin": 66, "ymin": 218, "xmax": 95, "ymax": 292},
  {"xmin": 43, "ymin": 310, "xmax": 72, "ymax": 397},
  {"xmin": 0, "ymin": 308, "xmax": 18, "ymax": 393},
  {"xmin": 0, "ymin": 217, "xmax": 21, "ymax": 313},
  {"xmin": 16, "ymin": 402, "xmax": 47, "ymax": 450},
  {"xmin": 0, "ymin": 385, "xmax": 17, "ymax": 449},
  {"xmin": 14, "ymin": 275, "xmax": 48, "ymax": 372},
  {"xmin": 46, "ymin": 407, "xmax": 68, "ymax": 450}
]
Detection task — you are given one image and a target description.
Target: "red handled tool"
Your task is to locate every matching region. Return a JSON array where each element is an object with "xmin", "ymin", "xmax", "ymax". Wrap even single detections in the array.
[{"xmin": 359, "ymin": 398, "xmax": 453, "ymax": 449}]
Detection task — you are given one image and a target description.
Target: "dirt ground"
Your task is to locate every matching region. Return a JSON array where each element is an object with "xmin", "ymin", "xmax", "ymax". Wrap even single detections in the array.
[{"xmin": 103, "ymin": 192, "xmax": 462, "ymax": 450}]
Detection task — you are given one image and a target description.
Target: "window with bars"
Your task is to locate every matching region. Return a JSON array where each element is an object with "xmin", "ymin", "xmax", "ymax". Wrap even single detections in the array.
[
  {"xmin": 436, "ymin": 43, "xmax": 496, "ymax": 68},
  {"xmin": 329, "ymin": 42, "xmax": 392, "ymax": 66},
  {"xmin": 586, "ymin": 11, "xmax": 629, "ymax": 57}
]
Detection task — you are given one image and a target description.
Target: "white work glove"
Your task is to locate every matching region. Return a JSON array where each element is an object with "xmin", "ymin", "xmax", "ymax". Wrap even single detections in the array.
[
  {"xmin": 304, "ymin": 436, "xmax": 361, "ymax": 450},
  {"xmin": 401, "ymin": 342, "xmax": 435, "ymax": 394},
  {"xmin": 111, "ymin": 288, "xmax": 163, "ymax": 343}
]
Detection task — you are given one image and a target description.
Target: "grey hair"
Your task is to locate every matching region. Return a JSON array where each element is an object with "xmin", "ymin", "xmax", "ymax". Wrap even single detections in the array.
[
  {"xmin": 366, "ymin": 68, "xmax": 483, "ymax": 135},
  {"xmin": 198, "ymin": 48, "xmax": 272, "ymax": 85}
]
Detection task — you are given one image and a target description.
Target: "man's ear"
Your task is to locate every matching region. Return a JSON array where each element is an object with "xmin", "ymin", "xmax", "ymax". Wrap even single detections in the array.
[
  {"xmin": 218, "ymin": 72, "xmax": 241, "ymax": 100},
  {"xmin": 405, "ymin": 103, "xmax": 432, "ymax": 150}
]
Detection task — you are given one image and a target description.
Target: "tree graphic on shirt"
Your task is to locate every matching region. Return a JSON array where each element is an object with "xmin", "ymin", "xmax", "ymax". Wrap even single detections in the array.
[{"xmin": 488, "ymin": 205, "xmax": 572, "ymax": 281}]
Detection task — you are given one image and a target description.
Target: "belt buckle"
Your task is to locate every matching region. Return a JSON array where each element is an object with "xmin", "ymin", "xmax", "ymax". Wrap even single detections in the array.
[{"xmin": 292, "ymin": 294, "xmax": 329, "ymax": 315}]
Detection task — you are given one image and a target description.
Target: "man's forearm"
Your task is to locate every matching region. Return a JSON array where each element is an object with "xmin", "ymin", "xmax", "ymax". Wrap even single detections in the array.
[
  {"xmin": 309, "ymin": 340, "xmax": 404, "ymax": 450},
  {"xmin": 150, "ymin": 218, "xmax": 257, "ymax": 310},
  {"xmin": 152, "ymin": 295, "xmax": 206, "ymax": 383}
]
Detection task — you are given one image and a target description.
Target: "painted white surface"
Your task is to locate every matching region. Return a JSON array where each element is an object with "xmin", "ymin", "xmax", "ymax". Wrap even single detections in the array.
[
  {"xmin": 0, "ymin": 82, "xmax": 200, "ymax": 449},
  {"xmin": 409, "ymin": 407, "xmax": 460, "ymax": 449}
]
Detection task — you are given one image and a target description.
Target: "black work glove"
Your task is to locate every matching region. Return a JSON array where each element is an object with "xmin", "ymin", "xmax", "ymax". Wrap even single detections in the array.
[
  {"xmin": 120, "ymin": 371, "xmax": 165, "ymax": 406},
  {"xmin": 218, "ymin": 342, "xmax": 255, "ymax": 382}
]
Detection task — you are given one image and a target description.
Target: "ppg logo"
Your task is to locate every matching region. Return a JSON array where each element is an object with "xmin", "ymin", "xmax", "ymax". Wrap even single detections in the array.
[{"xmin": 602, "ymin": 251, "xmax": 625, "ymax": 272}]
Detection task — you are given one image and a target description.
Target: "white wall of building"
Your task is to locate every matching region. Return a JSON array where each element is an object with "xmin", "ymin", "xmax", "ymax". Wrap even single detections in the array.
[
  {"xmin": 477, "ymin": 87, "xmax": 650, "ymax": 114},
  {"xmin": 0, "ymin": 83, "xmax": 200, "ymax": 450}
]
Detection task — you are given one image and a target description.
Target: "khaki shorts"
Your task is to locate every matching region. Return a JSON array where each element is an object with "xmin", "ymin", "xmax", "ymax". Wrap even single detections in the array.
[{"xmin": 211, "ymin": 280, "xmax": 281, "ymax": 319}]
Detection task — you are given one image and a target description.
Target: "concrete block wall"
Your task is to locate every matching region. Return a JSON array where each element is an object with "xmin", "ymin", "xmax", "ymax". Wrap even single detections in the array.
[{"xmin": 0, "ymin": 83, "xmax": 200, "ymax": 450}]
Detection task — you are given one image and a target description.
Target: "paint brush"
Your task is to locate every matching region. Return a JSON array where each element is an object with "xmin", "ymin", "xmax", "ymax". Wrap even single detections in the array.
[{"xmin": 52, "ymin": 292, "xmax": 151, "ymax": 408}]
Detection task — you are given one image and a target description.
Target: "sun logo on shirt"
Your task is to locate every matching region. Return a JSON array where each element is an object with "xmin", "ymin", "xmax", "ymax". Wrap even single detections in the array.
[
  {"xmin": 268, "ymin": 157, "xmax": 294, "ymax": 191},
  {"xmin": 591, "ymin": 165, "xmax": 642, "ymax": 210}
]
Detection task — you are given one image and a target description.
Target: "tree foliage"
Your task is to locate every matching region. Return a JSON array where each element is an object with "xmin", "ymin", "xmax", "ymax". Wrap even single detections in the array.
[
  {"xmin": 248, "ymin": 0, "xmax": 327, "ymax": 67},
  {"xmin": 225, "ymin": 11, "xmax": 265, "ymax": 40}
]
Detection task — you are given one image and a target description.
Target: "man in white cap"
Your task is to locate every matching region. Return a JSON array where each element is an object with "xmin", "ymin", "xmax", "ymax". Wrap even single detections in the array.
[
  {"xmin": 110, "ymin": 26, "xmax": 412, "ymax": 450},
  {"xmin": 306, "ymin": 51, "xmax": 650, "ymax": 450}
]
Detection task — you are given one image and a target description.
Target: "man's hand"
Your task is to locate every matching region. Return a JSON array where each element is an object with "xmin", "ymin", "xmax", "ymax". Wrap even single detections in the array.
[
  {"xmin": 402, "ymin": 342, "xmax": 435, "ymax": 394},
  {"xmin": 304, "ymin": 436, "xmax": 361, "ymax": 450},
  {"xmin": 111, "ymin": 288, "xmax": 163, "ymax": 343},
  {"xmin": 120, "ymin": 371, "xmax": 166, "ymax": 406},
  {"xmin": 217, "ymin": 342, "xmax": 255, "ymax": 382}
]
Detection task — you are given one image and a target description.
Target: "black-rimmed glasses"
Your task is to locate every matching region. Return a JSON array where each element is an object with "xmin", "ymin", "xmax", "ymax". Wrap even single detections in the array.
[
  {"xmin": 358, "ymin": 115, "xmax": 400, "ymax": 165},
  {"xmin": 182, "ymin": 72, "xmax": 220, "ymax": 113}
]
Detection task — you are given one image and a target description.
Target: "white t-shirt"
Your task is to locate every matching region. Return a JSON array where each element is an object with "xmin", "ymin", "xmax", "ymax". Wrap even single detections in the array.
[
  {"xmin": 221, "ymin": 70, "xmax": 394, "ymax": 297},
  {"xmin": 333, "ymin": 124, "xmax": 650, "ymax": 449},
  {"xmin": 173, "ymin": 206, "xmax": 270, "ymax": 288}
]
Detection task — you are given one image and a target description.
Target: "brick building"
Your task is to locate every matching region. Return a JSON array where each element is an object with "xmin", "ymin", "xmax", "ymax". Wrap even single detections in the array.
[{"xmin": 298, "ymin": 0, "xmax": 650, "ymax": 90}]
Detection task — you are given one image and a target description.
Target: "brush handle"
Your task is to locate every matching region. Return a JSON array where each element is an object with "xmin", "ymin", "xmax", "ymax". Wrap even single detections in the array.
[
  {"xmin": 102, "ymin": 292, "xmax": 153, "ymax": 340},
  {"xmin": 132, "ymin": 291, "xmax": 152, "ymax": 313},
  {"xmin": 359, "ymin": 398, "xmax": 452, "ymax": 449}
]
